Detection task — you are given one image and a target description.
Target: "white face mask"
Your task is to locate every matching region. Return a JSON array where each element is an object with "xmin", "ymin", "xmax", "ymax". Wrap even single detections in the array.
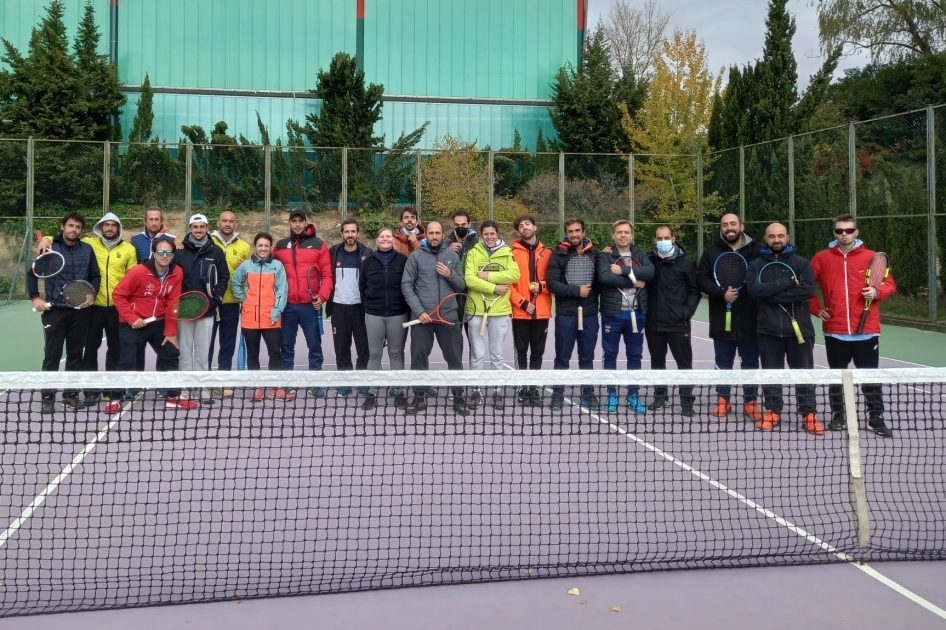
[{"xmin": 656, "ymin": 240, "xmax": 674, "ymax": 255}]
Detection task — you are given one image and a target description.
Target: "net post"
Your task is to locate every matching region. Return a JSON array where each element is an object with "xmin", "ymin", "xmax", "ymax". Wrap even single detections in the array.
[
  {"xmin": 264, "ymin": 144, "xmax": 272, "ymax": 232},
  {"xmin": 340, "ymin": 146, "xmax": 348, "ymax": 220},
  {"xmin": 842, "ymin": 369, "xmax": 870, "ymax": 549},
  {"xmin": 927, "ymin": 104, "xmax": 937, "ymax": 323},
  {"xmin": 488, "ymin": 150, "xmax": 495, "ymax": 221}
]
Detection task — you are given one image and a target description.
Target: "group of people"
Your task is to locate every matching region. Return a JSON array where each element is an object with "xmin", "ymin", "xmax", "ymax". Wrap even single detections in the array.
[{"xmin": 29, "ymin": 205, "xmax": 896, "ymax": 437}]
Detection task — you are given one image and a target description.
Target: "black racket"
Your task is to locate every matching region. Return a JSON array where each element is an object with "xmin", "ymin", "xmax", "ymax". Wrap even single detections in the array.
[
  {"xmin": 714, "ymin": 251, "xmax": 748, "ymax": 332},
  {"xmin": 617, "ymin": 255, "xmax": 643, "ymax": 333},
  {"xmin": 758, "ymin": 261, "xmax": 805, "ymax": 344},
  {"xmin": 33, "ymin": 280, "xmax": 96, "ymax": 311},
  {"xmin": 403, "ymin": 292, "xmax": 473, "ymax": 328},
  {"xmin": 307, "ymin": 265, "xmax": 324, "ymax": 335},
  {"xmin": 477, "ymin": 262, "xmax": 506, "ymax": 336},
  {"xmin": 31, "ymin": 251, "xmax": 66, "ymax": 279},
  {"xmin": 856, "ymin": 252, "xmax": 889, "ymax": 334},
  {"xmin": 144, "ymin": 291, "xmax": 211, "ymax": 323},
  {"xmin": 565, "ymin": 253, "xmax": 595, "ymax": 331}
]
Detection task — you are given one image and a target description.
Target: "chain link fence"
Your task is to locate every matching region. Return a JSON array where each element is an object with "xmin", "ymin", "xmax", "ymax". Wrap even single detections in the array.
[{"xmin": 0, "ymin": 108, "xmax": 943, "ymax": 323}]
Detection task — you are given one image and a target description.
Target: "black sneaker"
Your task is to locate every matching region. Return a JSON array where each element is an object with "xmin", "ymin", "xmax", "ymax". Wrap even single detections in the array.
[
  {"xmin": 828, "ymin": 412, "xmax": 846, "ymax": 431},
  {"xmin": 550, "ymin": 394, "xmax": 564, "ymax": 411},
  {"xmin": 393, "ymin": 392, "xmax": 409, "ymax": 409},
  {"xmin": 361, "ymin": 394, "xmax": 378, "ymax": 410},
  {"xmin": 492, "ymin": 392, "xmax": 505, "ymax": 410},
  {"xmin": 681, "ymin": 403, "xmax": 695, "ymax": 417},
  {"xmin": 867, "ymin": 416, "xmax": 893, "ymax": 438},
  {"xmin": 529, "ymin": 387, "xmax": 543, "ymax": 407},
  {"xmin": 468, "ymin": 390, "xmax": 482, "ymax": 409},
  {"xmin": 516, "ymin": 388, "xmax": 529, "ymax": 405},
  {"xmin": 647, "ymin": 396, "xmax": 671, "ymax": 411},
  {"xmin": 454, "ymin": 395, "xmax": 469, "ymax": 415},
  {"xmin": 405, "ymin": 396, "xmax": 427, "ymax": 414},
  {"xmin": 41, "ymin": 400, "xmax": 55, "ymax": 414},
  {"xmin": 63, "ymin": 396, "xmax": 86, "ymax": 410}
]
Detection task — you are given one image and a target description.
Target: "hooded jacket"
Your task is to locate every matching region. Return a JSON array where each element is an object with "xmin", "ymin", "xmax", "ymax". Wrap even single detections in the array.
[
  {"xmin": 447, "ymin": 227, "xmax": 479, "ymax": 265},
  {"xmin": 809, "ymin": 239, "xmax": 897, "ymax": 335},
  {"xmin": 509, "ymin": 238, "xmax": 553, "ymax": 320},
  {"xmin": 27, "ymin": 234, "xmax": 101, "ymax": 308},
  {"xmin": 745, "ymin": 245, "xmax": 816, "ymax": 339},
  {"xmin": 77, "ymin": 213, "xmax": 138, "ymax": 307},
  {"xmin": 173, "ymin": 234, "xmax": 229, "ymax": 319},
  {"xmin": 273, "ymin": 224, "xmax": 334, "ymax": 305},
  {"xmin": 230, "ymin": 254, "xmax": 288, "ymax": 330},
  {"xmin": 646, "ymin": 244, "xmax": 701, "ymax": 332},
  {"xmin": 393, "ymin": 224, "xmax": 426, "ymax": 257},
  {"xmin": 401, "ymin": 242, "xmax": 466, "ymax": 320},
  {"xmin": 211, "ymin": 231, "xmax": 252, "ymax": 305},
  {"xmin": 546, "ymin": 238, "xmax": 600, "ymax": 317},
  {"xmin": 111, "ymin": 258, "xmax": 184, "ymax": 337},
  {"xmin": 463, "ymin": 239, "xmax": 521, "ymax": 317},
  {"xmin": 696, "ymin": 230, "xmax": 764, "ymax": 340},
  {"xmin": 597, "ymin": 243, "xmax": 656, "ymax": 318}
]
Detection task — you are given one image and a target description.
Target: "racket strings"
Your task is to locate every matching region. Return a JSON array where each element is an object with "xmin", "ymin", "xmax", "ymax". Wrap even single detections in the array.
[
  {"xmin": 868, "ymin": 257, "xmax": 889, "ymax": 286},
  {"xmin": 173, "ymin": 293, "xmax": 210, "ymax": 319},
  {"xmin": 33, "ymin": 254, "xmax": 65, "ymax": 278},
  {"xmin": 566, "ymin": 256, "xmax": 595, "ymax": 285},
  {"xmin": 715, "ymin": 258, "xmax": 747, "ymax": 287},
  {"xmin": 61, "ymin": 281, "xmax": 94, "ymax": 304}
]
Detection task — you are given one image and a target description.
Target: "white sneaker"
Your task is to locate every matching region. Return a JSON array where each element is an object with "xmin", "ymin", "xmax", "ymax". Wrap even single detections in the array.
[{"xmin": 199, "ymin": 389, "xmax": 213, "ymax": 404}]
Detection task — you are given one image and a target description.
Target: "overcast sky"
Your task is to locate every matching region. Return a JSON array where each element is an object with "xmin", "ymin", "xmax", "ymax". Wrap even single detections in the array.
[{"xmin": 586, "ymin": 0, "xmax": 866, "ymax": 89}]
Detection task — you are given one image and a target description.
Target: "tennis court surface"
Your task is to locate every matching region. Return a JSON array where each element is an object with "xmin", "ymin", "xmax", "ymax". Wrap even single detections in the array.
[{"xmin": 2, "ymin": 318, "xmax": 946, "ymax": 628}]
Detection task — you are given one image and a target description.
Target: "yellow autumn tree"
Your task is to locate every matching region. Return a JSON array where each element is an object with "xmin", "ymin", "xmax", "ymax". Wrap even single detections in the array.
[{"xmin": 620, "ymin": 29, "xmax": 722, "ymax": 228}]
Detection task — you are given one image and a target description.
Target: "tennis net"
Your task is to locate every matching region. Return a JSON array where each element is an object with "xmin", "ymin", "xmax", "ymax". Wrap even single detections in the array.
[{"xmin": 1, "ymin": 367, "xmax": 944, "ymax": 617}]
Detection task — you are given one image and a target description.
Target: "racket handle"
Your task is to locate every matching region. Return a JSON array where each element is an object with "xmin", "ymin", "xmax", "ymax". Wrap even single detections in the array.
[
  {"xmin": 577, "ymin": 306, "xmax": 584, "ymax": 331},
  {"xmin": 317, "ymin": 308, "xmax": 324, "ymax": 335},
  {"xmin": 856, "ymin": 304, "xmax": 870, "ymax": 335},
  {"xmin": 479, "ymin": 313, "xmax": 488, "ymax": 336},
  {"xmin": 32, "ymin": 303, "xmax": 52, "ymax": 312},
  {"xmin": 144, "ymin": 316, "xmax": 157, "ymax": 324},
  {"xmin": 631, "ymin": 310, "xmax": 638, "ymax": 334},
  {"xmin": 791, "ymin": 320, "xmax": 805, "ymax": 344},
  {"xmin": 725, "ymin": 310, "xmax": 732, "ymax": 332},
  {"xmin": 403, "ymin": 318, "xmax": 422, "ymax": 328}
]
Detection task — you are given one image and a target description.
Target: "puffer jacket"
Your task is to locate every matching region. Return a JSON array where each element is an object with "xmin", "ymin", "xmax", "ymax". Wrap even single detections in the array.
[
  {"xmin": 273, "ymin": 224, "xmax": 334, "ymax": 304},
  {"xmin": 509, "ymin": 239, "xmax": 553, "ymax": 319},
  {"xmin": 230, "ymin": 254, "xmax": 287, "ymax": 330},
  {"xmin": 646, "ymin": 244, "xmax": 701, "ymax": 332},
  {"xmin": 87, "ymin": 213, "xmax": 137, "ymax": 307},
  {"xmin": 27, "ymin": 234, "xmax": 101, "ymax": 308},
  {"xmin": 597, "ymin": 243, "xmax": 655, "ymax": 318},
  {"xmin": 546, "ymin": 238, "xmax": 600, "ymax": 317},
  {"xmin": 696, "ymin": 231, "xmax": 764, "ymax": 340},
  {"xmin": 746, "ymin": 246, "xmax": 816, "ymax": 339}
]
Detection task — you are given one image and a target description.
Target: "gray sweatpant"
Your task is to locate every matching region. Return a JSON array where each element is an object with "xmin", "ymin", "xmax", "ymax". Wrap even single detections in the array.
[
  {"xmin": 365, "ymin": 313, "xmax": 409, "ymax": 370},
  {"xmin": 178, "ymin": 317, "xmax": 214, "ymax": 372}
]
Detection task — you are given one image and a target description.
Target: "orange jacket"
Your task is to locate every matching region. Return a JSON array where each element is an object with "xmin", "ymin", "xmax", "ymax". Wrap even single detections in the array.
[
  {"xmin": 509, "ymin": 238, "xmax": 552, "ymax": 319},
  {"xmin": 393, "ymin": 224, "xmax": 425, "ymax": 256}
]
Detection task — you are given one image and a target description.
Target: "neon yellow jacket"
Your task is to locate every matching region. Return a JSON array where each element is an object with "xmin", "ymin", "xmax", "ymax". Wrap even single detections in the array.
[
  {"xmin": 212, "ymin": 232, "xmax": 253, "ymax": 304},
  {"xmin": 463, "ymin": 240, "xmax": 520, "ymax": 316},
  {"xmin": 85, "ymin": 237, "xmax": 137, "ymax": 307}
]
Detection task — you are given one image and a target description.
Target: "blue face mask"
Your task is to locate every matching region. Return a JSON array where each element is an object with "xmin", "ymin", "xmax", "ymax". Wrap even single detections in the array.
[{"xmin": 656, "ymin": 240, "xmax": 674, "ymax": 255}]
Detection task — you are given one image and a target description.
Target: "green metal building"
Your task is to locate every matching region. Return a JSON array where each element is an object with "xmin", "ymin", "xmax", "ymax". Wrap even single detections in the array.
[{"xmin": 1, "ymin": 0, "xmax": 588, "ymax": 149}]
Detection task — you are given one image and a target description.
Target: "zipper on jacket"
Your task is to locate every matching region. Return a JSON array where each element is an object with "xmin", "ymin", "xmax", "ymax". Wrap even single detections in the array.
[{"xmin": 842, "ymin": 253, "xmax": 851, "ymax": 334}]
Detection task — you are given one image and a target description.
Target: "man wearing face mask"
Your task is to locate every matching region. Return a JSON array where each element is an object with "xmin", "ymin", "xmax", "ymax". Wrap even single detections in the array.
[
  {"xmin": 809, "ymin": 215, "xmax": 897, "ymax": 437},
  {"xmin": 646, "ymin": 226, "xmax": 701, "ymax": 416},
  {"xmin": 393, "ymin": 207, "xmax": 425, "ymax": 256},
  {"xmin": 447, "ymin": 210, "xmax": 479, "ymax": 263}
]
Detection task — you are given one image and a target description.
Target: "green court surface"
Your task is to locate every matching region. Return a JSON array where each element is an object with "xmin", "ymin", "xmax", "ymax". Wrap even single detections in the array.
[{"xmin": 0, "ymin": 299, "xmax": 943, "ymax": 371}]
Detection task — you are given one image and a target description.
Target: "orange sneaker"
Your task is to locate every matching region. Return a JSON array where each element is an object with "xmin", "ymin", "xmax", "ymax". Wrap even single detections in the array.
[
  {"xmin": 802, "ymin": 413, "xmax": 824, "ymax": 436},
  {"xmin": 711, "ymin": 397, "xmax": 731, "ymax": 417},
  {"xmin": 757, "ymin": 410, "xmax": 780, "ymax": 431},
  {"xmin": 744, "ymin": 401, "xmax": 764, "ymax": 422},
  {"xmin": 252, "ymin": 388, "xmax": 264, "ymax": 402}
]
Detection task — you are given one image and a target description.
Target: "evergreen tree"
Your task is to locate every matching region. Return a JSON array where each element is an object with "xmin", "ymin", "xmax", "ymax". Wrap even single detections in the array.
[
  {"xmin": 753, "ymin": 0, "xmax": 797, "ymax": 142},
  {"xmin": 303, "ymin": 51, "xmax": 384, "ymax": 149},
  {"xmin": 74, "ymin": 0, "xmax": 125, "ymax": 141},
  {"xmin": 129, "ymin": 74, "xmax": 154, "ymax": 142}
]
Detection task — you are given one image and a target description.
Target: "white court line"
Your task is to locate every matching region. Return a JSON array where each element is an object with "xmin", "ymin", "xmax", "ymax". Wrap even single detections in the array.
[
  {"xmin": 0, "ymin": 400, "xmax": 130, "ymax": 549},
  {"xmin": 501, "ymin": 360, "xmax": 946, "ymax": 621}
]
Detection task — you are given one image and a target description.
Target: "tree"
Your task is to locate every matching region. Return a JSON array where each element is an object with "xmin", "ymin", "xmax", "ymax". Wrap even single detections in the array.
[
  {"xmin": 74, "ymin": 0, "xmax": 125, "ymax": 141},
  {"xmin": 813, "ymin": 0, "xmax": 946, "ymax": 62},
  {"xmin": 302, "ymin": 52, "xmax": 384, "ymax": 149},
  {"xmin": 600, "ymin": 0, "xmax": 672, "ymax": 79}
]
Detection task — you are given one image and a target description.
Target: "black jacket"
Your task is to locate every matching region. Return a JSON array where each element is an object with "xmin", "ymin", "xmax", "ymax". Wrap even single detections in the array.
[
  {"xmin": 447, "ymin": 228, "xmax": 479, "ymax": 265},
  {"xmin": 546, "ymin": 239, "xmax": 600, "ymax": 317},
  {"xmin": 326, "ymin": 241, "xmax": 373, "ymax": 318},
  {"xmin": 173, "ymin": 235, "xmax": 229, "ymax": 319},
  {"xmin": 696, "ymin": 231, "xmax": 764, "ymax": 340},
  {"xmin": 745, "ymin": 246, "xmax": 816, "ymax": 339},
  {"xmin": 359, "ymin": 250, "xmax": 410, "ymax": 317},
  {"xmin": 27, "ymin": 234, "xmax": 101, "ymax": 308},
  {"xmin": 596, "ymin": 244, "xmax": 655, "ymax": 318},
  {"xmin": 645, "ymin": 245, "xmax": 701, "ymax": 332}
]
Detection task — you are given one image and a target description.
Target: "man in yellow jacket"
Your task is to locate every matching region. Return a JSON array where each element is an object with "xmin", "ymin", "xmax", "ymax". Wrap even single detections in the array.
[
  {"xmin": 210, "ymin": 211, "xmax": 252, "ymax": 391},
  {"xmin": 464, "ymin": 220, "xmax": 520, "ymax": 409}
]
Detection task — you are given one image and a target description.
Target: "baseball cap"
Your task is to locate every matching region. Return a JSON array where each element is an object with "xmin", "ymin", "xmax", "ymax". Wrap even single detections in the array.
[
  {"xmin": 289, "ymin": 209, "xmax": 308, "ymax": 221},
  {"xmin": 189, "ymin": 213, "xmax": 209, "ymax": 226}
]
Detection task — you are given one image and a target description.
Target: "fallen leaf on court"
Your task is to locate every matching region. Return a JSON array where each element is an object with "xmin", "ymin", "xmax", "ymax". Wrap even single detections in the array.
[
  {"xmin": 523, "ymin": 568, "xmax": 533, "ymax": 574},
  {"xmin": 610, "ymin": 606, "xmax": 621, "ymax": 612},
  {"xmin": 233, "ymin": 599, "xmax": 242, "ymax": 604},
  {"xmin": 567, "ymin": 588, "xmax": 580, "ymax": 596},
  {"xmin": 579, "ymin": 600, "xmax": 588, "ymax": 605}
]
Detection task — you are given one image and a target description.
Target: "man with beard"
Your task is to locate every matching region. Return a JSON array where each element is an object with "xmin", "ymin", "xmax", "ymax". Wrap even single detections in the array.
[
  {"xmin": 745, "ymin": 223, "xmax": 822, "ymax": 435},
  {"xmin": 447, "ymin": 210, "xmax": 479, "ymax": 263},
  {"xmin": 327, "ymin": 219, "xmax": 372, "ymax": 395},
  {"xmin": 209, "ymin": 211, "xmax": 252, "ymax": 389},
  {"xmin": 696, "ymin": 213, "xmax": 764, "ymax": 421},
  {"xmin": 129, "ymin": 206, "xmax": 177, "ymax": 372},
  {"xmin": 393, "ymin": 206, "xmax": 424, "ymax": 256}
]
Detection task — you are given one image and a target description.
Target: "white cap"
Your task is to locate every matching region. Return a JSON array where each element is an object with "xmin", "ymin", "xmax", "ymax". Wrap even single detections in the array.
[{"xmin": 189, "ymin": 214, "xmax": 209, "ymax": 226}]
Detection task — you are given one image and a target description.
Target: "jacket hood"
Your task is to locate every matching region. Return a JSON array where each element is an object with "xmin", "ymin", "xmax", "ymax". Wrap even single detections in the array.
[
  {"xmin": 827, "ymin": 238, "xmax": 864, "ymax": 251},
  {"xmin": 93, "ymin": 212, "xmax": 123, "ymax": 246},
  {"xmin": 759, "ymin": 244, "xmax": 796, "ymax": 258},
  {"xmin": 448, "ymin": 227, "xmax": 477, "ymax": 243},
  {"xmin": 558, "ymin": 237, "xmax": 594, "ymax": 255},
  {"xmin": 478, "ymin": 238, "xmax": 508, "ymax": 255},
  {"xmin": 212, "ymin": 229, "xmax": 240, "ymax": 245},
  {"xmin": 715, "ymin": 230, "xmax": 756, "ymax": 250}
]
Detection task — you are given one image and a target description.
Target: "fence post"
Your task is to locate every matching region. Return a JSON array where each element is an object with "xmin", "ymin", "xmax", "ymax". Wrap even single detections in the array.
[
  {"xmin": 264, "ymin": 144, "xmax": 272, "ymax": 232},
  {"xmin": 788, "ymin": 135, "xmax": 796, "ymax": 240},
  {"xmin": 739, "ymin": 145, "xmax": 745, "ymax": 222},
  {"xmin": 102, "ymin": 140, "xmax": 110, "ymax": 212},
  {"xmin": 696, "ymin": 153, "xmax": 704, "ymax": 261},
  {"xmin": 340, "ymin": 147, "xmax": 348, "ymax": 221},
  {"xmin": 849, "ymin": 121, "xmax": 857, "ymax": 218},
  {"xmin": 415, "ymin": 150, "xmax": 422, "ymax": 222},
  {"xmin": 184, "ymin": 143, "xmax": 193, "ymax": 224},
  {"xmin": 928, "ymin": 105, "xmax": 938, "ymax": 323},
  {"xmin": 558, "ymin": 152, "xmax": 565, "ymax": 236},
  {"xmin": 628, "ymin": 153, "xmax": 635, "ymax": 226},
  {"xmin": 488, "ymin": 150, "xmax": 495, "ymax": 221},
  {"xmin": 26, "ymin": 138, "xmax": 35, "ymax": 232}
]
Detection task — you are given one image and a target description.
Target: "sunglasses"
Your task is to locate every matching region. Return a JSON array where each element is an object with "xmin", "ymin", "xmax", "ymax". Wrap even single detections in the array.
[
  {"xmin": 154, "ymin": 250, "xmax": 175, "ymax": 257},
  {"xmin": 834, "ymin": 228, "xmax": 857, "ymax": 235}
]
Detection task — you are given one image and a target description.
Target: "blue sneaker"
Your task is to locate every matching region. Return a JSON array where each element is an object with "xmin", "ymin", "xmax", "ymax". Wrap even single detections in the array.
[
  {"xmin": 337, "ymin": 387, "xmax": 351, "ymax": 397},
  {"xmin": 309, "ymin": 387, "xmax": 326, "ymax": 398},
  {"xmin": 625, "ymin": 392, "xmax": 646, "ymax": 413},
  {"xmin": 606, "ymin": 392, "xmax": 619, "ymax": 413},
  {"xmin": 581, "ymin": 393, "xmax": 600, "ymax": 411}
]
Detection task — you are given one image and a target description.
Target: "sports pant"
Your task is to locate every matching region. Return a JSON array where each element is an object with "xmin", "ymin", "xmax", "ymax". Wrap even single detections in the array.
[
  {"xmin": 758, "ymin": 333, "xmax": 816, "ymax": 415},
  {"xmin": 511, "ymin": 318, "xmax": 549, "ymax": 370},
  {"xmin": 409, "ymin": 322, "xmax": 464, "ymax": 396},
  {"xmin": 280, "ymin": 303, "xmax": 323, "ymax": 370},
  {"xmin": 553, "ymin": 313, "xmax": 598, "ymax": 395},
  {"xmin": 41, "ymin": 307, "xmax": 91, "ymax": 401},
  {"xmin": 116, "ymin": 320, "xmax": 182, "ymax": 398},
  {"xmin": 331, "ymin": 302, "xmax": 369, "ymax": 371},
  {"xmin": 241, "ymin": 327, "xmax": 282, "ymax": 371},
  {"xmin": 601, "ymin": 311, "xmax": 646, "ymax": 395},
  {"xmin": 365, "ymin": 313, "xmax": 408, "ymax": 370},
  {"xmin": 713, "ymin": 338, "xmax": 760, "ymax": 403},
  {"xmin": 209, "ymin": 303, "xmax": 240, "ymax": 370},
  {"xmin": 468, "ymin": 315, "xmax": 509, "ymax": 370},
  {"xmin": 83, "ymin": 304, "xmax": 122, "ymax": 398},
  {"xmin": 824, "ymin": 335, "xmax": 883, "ymax": 416},
  {"xmin": 178, "ymin": 317, "xmax": 214, "ymax": 372},
  {"xmin": 644, "ymin": 325, "xmax": 694, "ymax": 404}
]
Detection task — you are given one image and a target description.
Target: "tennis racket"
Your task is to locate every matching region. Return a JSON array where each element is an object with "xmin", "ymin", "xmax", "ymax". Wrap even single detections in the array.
[
  {"xmin": 33, "ymin": 280, "xmax": 96, "ymax": 311},
  {"xmin": 403, "ymin": 292, "xmax": 473, "ymax": 328},
  {"xmin": 856, "ymin": 252, "xmax": 889, "ymax": 334},
  {"xmin": 529, "ymin": 247, "xmax": 550, "ymax": 320},
  {"xmin": 207, "ymin": 262, "xmax": 220, "ymax": 322},
  {"xmin": 31, "ymin": 251, "xmax": 66, "ymax": 279},
  {"xmin": 237, "ymin": 333, "xmax": 247, "ymax": 371},
  {"xmin": 307, "ymin": 265, "xmax": 324, "ymax": 335},
  {"xmin": 617, "ymin": 255, "xmax": 643, "ymax": 333},
  {"xmin": 477, "ymin": 261, "xmax": 506, "ymax": 336},
  {"xmin": 566, "ymin": 253, "xmax": 595, "ymax": 331},
  {"xmin": 758, "ymin": 261, "xmax": 805, "ymax": 344},
  {"xmin": 144, "ymin": 291, "xmax": 211, "ymax": 323},
  {"xmin": 713, "ymin": 251, "xmax": 749, "ymax": 332}
]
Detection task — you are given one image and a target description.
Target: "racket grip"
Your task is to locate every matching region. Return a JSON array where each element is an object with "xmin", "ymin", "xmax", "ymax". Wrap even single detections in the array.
[
  {"xmin": 317, "ymin": 308, "xmax": 324, "ymax": 335},
  {"xmin": 577, "ymin": 307, "xmax": 584, "ymax": 331},
  {"xmin": 403, "ymin": 318, "xmax": 421, "ymax": 328},
  {"xmin": 725, "ymin": 310, "xmax": 732, "ymax": 332},
  {"xmin": 144, "ymin": 316, "xmax": 157, "ymax": 323},
  {"xmin": 479, "ymin": 313, "xmax": 488, "ymax": 336},
  {"xmin": 631, "ymin": 310, "xmax": 638, "ymax": 334},
  {"xmin": 856, "ymin": 304, "xmax": 870, "ymax": 335},
  {"xmin": 791, "ymin": 320, "xmax": 805, "ymax": 344}
]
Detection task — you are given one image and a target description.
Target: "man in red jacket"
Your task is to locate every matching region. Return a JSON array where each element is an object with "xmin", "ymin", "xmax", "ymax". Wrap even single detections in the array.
[
  {"xmin": 108, "ymin": 235, "xmax": 197, "ymax": 411},
  {"xmin": 272, "ymin": 209, "xmax": 334, "ymax": 397},
  {"xmin": 809, "ymin": 214, "xmax": 897, "ymax": 437}
]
